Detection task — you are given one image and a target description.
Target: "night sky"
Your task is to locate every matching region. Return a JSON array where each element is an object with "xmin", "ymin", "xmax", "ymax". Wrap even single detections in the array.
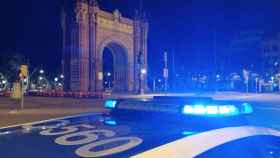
[{"xmin": 0, "ymin": 0, "xmax": 280, "ymax": 76}]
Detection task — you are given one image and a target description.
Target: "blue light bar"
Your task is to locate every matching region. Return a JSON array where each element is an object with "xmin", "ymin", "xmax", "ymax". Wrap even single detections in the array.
[
  {"xmin": 105, "ymin": 120, "xmax": 117, "ymax": 126},
  {"xmin": 206, "ymin": 106, "xmax": 218, "ymax": 115},
  {"xmin": 183, "ymin": 105, "xmax": 194, "ymax": 114},
  {"xmin": 193, "ymin": 105, "xmax": 207, "ymax": 114},
  {"xmin": 182, "ymin": 104, "xmax": 241, "ymax": 117},
  {"xmin": 104, "ymin": 100, "xmax": 118, "ymax": 109},
  {"xmin": 242, "ymin": 103, "xmax": 253, "ymax": 114}
]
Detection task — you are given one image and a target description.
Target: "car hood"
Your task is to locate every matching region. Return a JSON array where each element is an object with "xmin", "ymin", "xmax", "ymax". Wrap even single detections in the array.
[{"xmin": 0, "ymin": 112, "xmax": 280, "ymax": 158}]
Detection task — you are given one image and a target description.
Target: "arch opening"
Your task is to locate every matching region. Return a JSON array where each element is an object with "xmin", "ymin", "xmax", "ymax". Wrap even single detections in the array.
[{"xmin": 101, "ymin": 42, "xmax": 129, "ymax": 92}]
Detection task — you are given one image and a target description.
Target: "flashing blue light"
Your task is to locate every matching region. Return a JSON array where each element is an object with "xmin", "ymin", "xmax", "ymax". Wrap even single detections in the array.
[
  {"xmin": 182, "ymin": 104, "xmax": 240, "ymax": 116},
  {"xmin": 242, "ymin": 103, "xmax": 253, "ymax": 114},
  {"xmin": 183, "ymin": 105, "xmax": 194, "ymax": 114},
  {"xmin": 206, "ymin": 106, "xmax": 219, "ymax": 115},
  {"xmin": 193, "ymin": 105, "xmax": 207, "ymax": 114},
  {"xmin": 218, "ymin": 106, "xmax": 231, "ymax": 114},
  {"xmin": 228, "ymin": 105, "xmax": 239, "ymax": 115},
  {"xmin": 105, "ymin": 120, "xmax": 117, "ymax": 126},
  {"xmin": 104, "ymin": 100, "xmax": 118, "ymax": 109}
]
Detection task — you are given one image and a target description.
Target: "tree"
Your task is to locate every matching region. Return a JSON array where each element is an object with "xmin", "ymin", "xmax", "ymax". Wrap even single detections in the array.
[{"xmin": 0, "ymin": 51, "xmax": 30, "ymax": 82}]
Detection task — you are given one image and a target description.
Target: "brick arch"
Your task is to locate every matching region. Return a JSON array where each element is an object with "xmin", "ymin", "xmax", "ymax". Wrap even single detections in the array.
[
  {"xmin": 64, "ymin": 1, "xmax": 148, "ymax": 93},
  {"xmin": 97, "ymin": 38, "xmax": 131, "ymax": 92}
]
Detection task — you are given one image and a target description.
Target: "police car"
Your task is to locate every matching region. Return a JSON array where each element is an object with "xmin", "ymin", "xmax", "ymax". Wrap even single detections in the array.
[{"xmin": 0, "ymin": 96, "xmax": 280, "ymax": 158}]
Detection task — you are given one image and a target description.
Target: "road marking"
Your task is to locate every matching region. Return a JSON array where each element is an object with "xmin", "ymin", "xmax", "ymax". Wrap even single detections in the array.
[
  {"xmin": 0, "ymin": 112, "xmax": 103, "ymax": 130},
  {"xmin": 132, "ymin": 126, "xmax": 280, "ymax": 158}
]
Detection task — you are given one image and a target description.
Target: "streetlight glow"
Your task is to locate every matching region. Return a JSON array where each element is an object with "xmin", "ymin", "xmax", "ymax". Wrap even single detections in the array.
[
  {"xmin": 54, "ymin": 77, "xmax": 58, "ymax": 82},
  {"xmin": 141, "ymin": 68, "xmax": 147, "ymax": 74},
  {"xmin": 39, "ymin": 69, "xmax": 44, "ymax": 74},
  {"xmin": 60, "ymin": 74, "xmax": 64, "ymax": 79}
]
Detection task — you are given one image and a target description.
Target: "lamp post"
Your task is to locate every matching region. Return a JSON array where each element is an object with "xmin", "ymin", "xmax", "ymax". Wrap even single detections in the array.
[
  {"xmin": 138, "ymin": 52, "xmax": 145, "ymax": 94},
  {"xmin": 139, "ymin": 68, "xmax": 147, "ymax": 94},
  {"xmin": 105, "ymin": 72, "xmax": 112, "ymax": 89},
  {"xmin": 163, "ymin": 51, "xmax": 169, "ymax": 92}
]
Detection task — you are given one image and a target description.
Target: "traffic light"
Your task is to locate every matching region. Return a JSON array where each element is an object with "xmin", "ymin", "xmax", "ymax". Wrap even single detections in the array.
[{"xmin": 20, "ymin": 65, "xmax": 28, "ymax": 79}]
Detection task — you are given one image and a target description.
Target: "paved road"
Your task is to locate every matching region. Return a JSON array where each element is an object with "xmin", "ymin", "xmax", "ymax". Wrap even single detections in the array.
[{"xmin": 0, "ymin": 97, "xmax": 107, "ymax": 128}]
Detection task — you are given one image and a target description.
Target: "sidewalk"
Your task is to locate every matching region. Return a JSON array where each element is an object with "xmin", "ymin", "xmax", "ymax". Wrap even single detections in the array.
[{"xmin": 0, "ymin": 97, "xmax": 107, "ymax": 128}]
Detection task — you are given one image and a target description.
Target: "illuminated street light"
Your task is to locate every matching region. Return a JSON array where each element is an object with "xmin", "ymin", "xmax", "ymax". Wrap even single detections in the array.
[
  {"xmin": 141, "ymin": 68, "xmax": 147, "ymax": 75},
  {"xmin": 2, "ymin": 80, "xmax": 7, "ymax": 84},
  {"xmin": 39, "ymin": 69, "xmax": 44, "ymax": 74},
  {"xmin": 107, "ymin": 72, "xmax": 112, "ymax": 77},
  {"xmin": 60, "ymin": 74, "xmax": 64, "ymax": 79},
  {"xmin": 54, "ymin": 77, "xmax": 59, "ymax": 82},
  {"xmin": 39, "ymin": 77, "xmax": 43, "ymax": 80}
]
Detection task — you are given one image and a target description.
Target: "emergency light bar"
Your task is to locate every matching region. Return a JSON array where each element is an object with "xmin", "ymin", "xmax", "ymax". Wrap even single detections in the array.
[{"xmin": 104, "ymin": 98, "xmax": 253, "ymax": 117}]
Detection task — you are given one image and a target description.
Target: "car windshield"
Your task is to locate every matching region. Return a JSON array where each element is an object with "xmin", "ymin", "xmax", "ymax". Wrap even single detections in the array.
[{"xmin": 0, "ymin": 0, "xmax": 280, "ymax": 158}]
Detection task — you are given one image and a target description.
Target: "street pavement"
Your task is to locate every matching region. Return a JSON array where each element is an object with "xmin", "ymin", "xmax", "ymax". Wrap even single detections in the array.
[{"xmin": 0, "ymin": 97, "xmax": 107, "ymax": 128}]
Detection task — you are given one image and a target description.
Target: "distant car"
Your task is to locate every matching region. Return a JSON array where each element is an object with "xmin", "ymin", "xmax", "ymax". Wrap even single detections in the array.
[{"xmin": 0, "ymin": 96, "xmax": 279, "ymax": 158}]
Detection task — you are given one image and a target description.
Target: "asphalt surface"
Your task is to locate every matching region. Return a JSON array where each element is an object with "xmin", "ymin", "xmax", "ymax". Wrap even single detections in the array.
[{"xmin": 0, "ymin": 97, "xmax": 108, "ymax": 128}]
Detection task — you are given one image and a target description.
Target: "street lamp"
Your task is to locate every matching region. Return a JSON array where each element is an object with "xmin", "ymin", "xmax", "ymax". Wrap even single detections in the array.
[
  {"xmin": 54, "ymin": 77, "xmax": 59, "ymax": 82},
  {"xmin": 39, "ymin": 69, "xmax": 44, "ymax": 74},
  {"xmin": 141, "ymin": 68, "xmax": 147, "ymax": 75},
  {"xmin": 60, "ymin": 74, "xmax": 64, "ymax": 79},
  {"xmin": 2, "ymin": 80, "xmax": 7, "ymax": 84}
]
